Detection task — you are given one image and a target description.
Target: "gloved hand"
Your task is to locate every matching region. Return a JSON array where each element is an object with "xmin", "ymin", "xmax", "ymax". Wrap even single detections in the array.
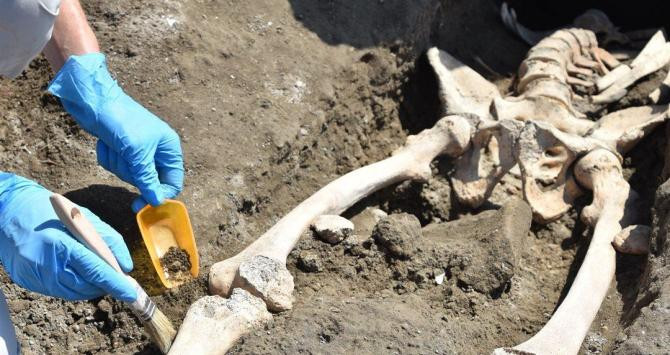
[
  {"xmin": 0, "ymin": 173, "xmax": 136, "ymax": 301},
  {"xmin": 48, "ymin": 53, "xmax": 184, "ymax": 213}
]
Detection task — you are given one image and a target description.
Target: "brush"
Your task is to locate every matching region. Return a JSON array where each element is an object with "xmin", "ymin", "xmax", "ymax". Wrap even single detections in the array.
[{"xmin": 50, "ymin": 193, "xmax": 176, "ymax": 353}]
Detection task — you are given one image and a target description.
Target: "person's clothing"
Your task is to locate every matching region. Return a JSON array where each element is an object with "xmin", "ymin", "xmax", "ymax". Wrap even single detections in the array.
[
  {"xmin": 0, "ymin": 0, "xmax": 61, "ymax": 78},
  {"xmin": 0, "ymin": 289, "xmax": 18, "ymax": 355}
]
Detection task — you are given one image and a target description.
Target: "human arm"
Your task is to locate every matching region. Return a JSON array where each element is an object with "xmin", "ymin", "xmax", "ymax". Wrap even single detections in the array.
[
  {"xmin": 0, "ymin": 173, "xmax": 136, "ymax": 301},
  {"xmin": 43, "ymin": 0, "xmax": 184, "ymax": 212}
]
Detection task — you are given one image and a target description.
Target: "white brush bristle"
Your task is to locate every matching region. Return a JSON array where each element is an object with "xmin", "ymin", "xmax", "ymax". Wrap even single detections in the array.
[{"xmin": 144, "ymin": 307, "xmax": 177, "ymax": 354}]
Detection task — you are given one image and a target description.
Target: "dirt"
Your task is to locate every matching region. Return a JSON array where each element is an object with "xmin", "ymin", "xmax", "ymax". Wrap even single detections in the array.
[
  {"xmin": 0, "ymin": 0, "xmax": 667, "ymax": 354},
  {"xmin": 160, "ymin": 247, "xmax": 192, "ymax": 280}
]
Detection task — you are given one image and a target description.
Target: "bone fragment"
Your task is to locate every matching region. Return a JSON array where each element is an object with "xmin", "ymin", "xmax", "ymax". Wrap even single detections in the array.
[
  {"xmin": 566, "ymin": 62, "xmax": 592, "ymax": 76},
  {"xmin": 498, "ymin": 149, "xmax": 637, "ymax": 354},
  {"xmin": 169, "ymin": 289, "xmax": 272, "ymax": 355},
  {"xmin": 427, "ymin": 48, "xmax": 500, "ymax": 119},
  {"xmin": 573, "ymin": 56, "xmax": 599, "ymax": 70},
  {"xmin": 567, "ymin": 76, "xmax": 594, "ymax": 88},
  {"xmin": 493, "ymin": 95, "xmax": 594, "ymax": 136},
  {"xmin": 588, "ymin": 105, "xmax": 669, "ymax": 154},
  {"xmin": 232, "ymin": 255, "xmax": 295, "ymax": 312},
  {"xmin": 514, "ymin": 122, "xmax": 586, "ymax": 222},
  {"xmin": 311, "ymin": 215, "xmax": 354, "ymax": 244},
  {"xmin": 209, "ymin": 115, "xmax": 472, "ymax": 300},
  {"xmin": 451, "ymin": 119, "xmax": 521, "ymax": 207},
  {"xmin": 630, "ymin": 30, "xmax": 667, "ymax": 68},
  {"xmin": 593, "ymin": 33, "xmax": 670, "ymax": 104},
  {"xmin": 596, "ymin": 64, "xmax": 631, "ymax": 92},
  {"xmin": 613, "ymin": 225, "xmax": 651, "ymax": 255}
]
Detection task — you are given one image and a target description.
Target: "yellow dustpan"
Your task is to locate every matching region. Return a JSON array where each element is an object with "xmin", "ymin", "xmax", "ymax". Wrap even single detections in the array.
[{"xmin": 136, "ymin": 199, "xmax": 199, "ymax": 289}]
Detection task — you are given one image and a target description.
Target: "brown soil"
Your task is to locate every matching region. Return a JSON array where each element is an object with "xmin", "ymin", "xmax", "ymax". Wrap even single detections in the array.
[
  {"xmin": 160, "ymin": 247, "xmax": 192, "ymax": 281},
  {"xmin": 0, "ymin": 0, "xmax": 665, "ymax": 354}
]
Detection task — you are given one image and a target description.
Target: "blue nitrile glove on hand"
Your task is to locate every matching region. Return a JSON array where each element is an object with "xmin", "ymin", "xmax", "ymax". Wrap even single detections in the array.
[
  {"xmin": 48, "ymin": 53, "xmax": 184, "ymax": 213},
  {"xmin": 0, "ymin": 173, "xmax": 136, "ymax": 301}
]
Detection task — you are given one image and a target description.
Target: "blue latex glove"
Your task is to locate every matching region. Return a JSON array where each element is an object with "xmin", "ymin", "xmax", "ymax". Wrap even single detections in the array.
[
  {"xmin": 48, "ymin": 53, "xmax": 184, "ymax": 213},
  {"xmin": 0, "ymin": 173, "xmax": 136, "ymax": 301}
]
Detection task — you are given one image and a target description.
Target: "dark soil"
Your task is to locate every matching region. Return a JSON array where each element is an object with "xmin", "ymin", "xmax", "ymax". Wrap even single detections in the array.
[{"xmin": 160, "ymin": 247, "xmax": 192, "ymax": 276}]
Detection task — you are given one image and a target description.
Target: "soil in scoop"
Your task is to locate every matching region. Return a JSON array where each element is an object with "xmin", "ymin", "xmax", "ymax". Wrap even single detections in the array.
[{"xmin": 160, "ymin": 247, "xmax": 192, "ymax": 280}]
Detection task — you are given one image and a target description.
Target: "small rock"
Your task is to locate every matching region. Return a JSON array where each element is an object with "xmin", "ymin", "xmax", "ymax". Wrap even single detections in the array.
[
  {"xmin": 373, "ymin": 213, "xmax": 422, "ymax": 259},
  {"xmin": 435, "ymin": 272, "xmax": 446, "ymax": 285},
  {"xmin": 234, "ymin": 255, "xmax": 295, "ymax": 312},
  {"xmin": 311, "ymin": 215, "xmax": 354, "ymax": 244},
  {"xmin": 297, "ymin": 251, "xmax": 323, "ymax": 273}
]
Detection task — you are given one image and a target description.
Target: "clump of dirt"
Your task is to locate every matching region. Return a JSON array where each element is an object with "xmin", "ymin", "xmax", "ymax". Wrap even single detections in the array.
[
  {"xmin": 160, "ymin": 246, "xmax": 194, "ymax": 288},
  {"xmin": 160, "ymin": 247, "xmax": 192, "ymax": 276}
]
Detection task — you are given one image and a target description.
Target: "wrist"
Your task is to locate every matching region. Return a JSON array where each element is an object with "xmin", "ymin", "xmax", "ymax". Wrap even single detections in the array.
[{"xmin": 47, "ymin": 52, "xmax": 123, "ymax": 137}]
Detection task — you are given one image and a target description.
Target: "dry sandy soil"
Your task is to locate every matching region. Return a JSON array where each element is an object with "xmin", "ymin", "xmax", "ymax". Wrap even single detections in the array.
[{"xmin": 0, "ymin": 0, "xmax": 668, "ymax": 354}]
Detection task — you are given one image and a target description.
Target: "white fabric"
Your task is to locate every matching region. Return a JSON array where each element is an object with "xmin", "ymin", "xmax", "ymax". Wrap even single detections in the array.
[
  {"xmin": 0, "ymin": 289, "xmax": 18, "ymax": 355},
  {"xmin": 0, "ymin": 0, "xmax": 61, "ymax": 78}
]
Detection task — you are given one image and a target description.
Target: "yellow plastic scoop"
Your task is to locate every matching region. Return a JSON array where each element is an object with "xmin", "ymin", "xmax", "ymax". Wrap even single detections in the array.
[{"xmin": 136, "ymin": 199, "xmax": 199, "ymax": 289}]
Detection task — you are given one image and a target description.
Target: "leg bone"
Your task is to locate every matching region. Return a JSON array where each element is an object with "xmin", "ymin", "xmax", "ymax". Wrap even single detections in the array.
[
  {"xmin": 497, "ymin": 149, "xmax": 636, "ymax": 354},
  {"xmin": 209, "ymin": 115, "xmax": 473, "ymax": 299},
  {"xmin": 168, "ymin": 289, "xmax": 272, "ymax": 355}
]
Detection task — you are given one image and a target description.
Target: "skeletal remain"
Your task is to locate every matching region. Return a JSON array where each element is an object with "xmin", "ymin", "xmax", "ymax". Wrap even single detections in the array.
[
  {"xmin": 209, "ymin": 115, "xmax": 471, "ymax": 298},
  {"xmin": 311, "ymin": 214, "xmax": 354, "ymax": 244},
  {"xmin": 613, "ymin": 225, "xmax": 651, "ymax": 255},
  {"xmin": 232, "ymin": 255, "xmax": 294, "ymax": 312},
  {"xmin": 173, "ymin": 24, "xmax": 670, "ymax": 353},
  {"xmin": 596, "ymin": 64, "xmax": 631, "ymax": 92},
  {"xmin": 496, "ymin": 149, "xmax": 640, "ymax": 355},
  {"xmin": 426, "ymin": 48, "xmax": 500, "ymax": 119},
  {"xmin": 593, "ymin": 31, "xmax": 670, "ymax": 104},
  {"xmin": 591, "ymin": 47, "xmax": 621, "ymax": 70},
  {"xmin": 169, "ymin": 289, "xmax": 272, "ymax": 355},
  {"xmin": 495, "ymin": 28, "xmax": 604, "ymax": 135},
  {"xmin": 166, "ymin": 115, "xmax": 477, "ymax": 352},
  {"xmin": 428, "ymin": 31, "xmax": 610, "ymax": 210}
]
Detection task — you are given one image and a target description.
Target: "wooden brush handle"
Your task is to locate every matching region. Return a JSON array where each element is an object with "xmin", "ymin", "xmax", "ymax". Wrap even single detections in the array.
[{"xmin": 50, "ymin": 193, "xmax": 123, "ymax": 274}]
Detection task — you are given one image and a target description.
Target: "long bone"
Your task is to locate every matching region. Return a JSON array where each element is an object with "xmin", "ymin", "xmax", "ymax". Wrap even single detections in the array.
[
  {"xmin": 208, "ymin": 114, "xmax": 472, "ymax": 298},
  {"xmin": 496, "ymin": 148, "xmax": 639, "ymax": 355},
  {"xmin": 168, "ymin": 115, "xmax": 474, "ymax": 353},
  {"xmin": 496, "ymin": 102, "xmax": 667, "ymax": 350}
]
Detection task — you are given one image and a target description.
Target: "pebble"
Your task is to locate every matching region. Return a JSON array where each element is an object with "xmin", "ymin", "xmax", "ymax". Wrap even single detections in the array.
[{"xmin": 311, "ymin": 215, "xmax": 354, "ymax": 244}]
